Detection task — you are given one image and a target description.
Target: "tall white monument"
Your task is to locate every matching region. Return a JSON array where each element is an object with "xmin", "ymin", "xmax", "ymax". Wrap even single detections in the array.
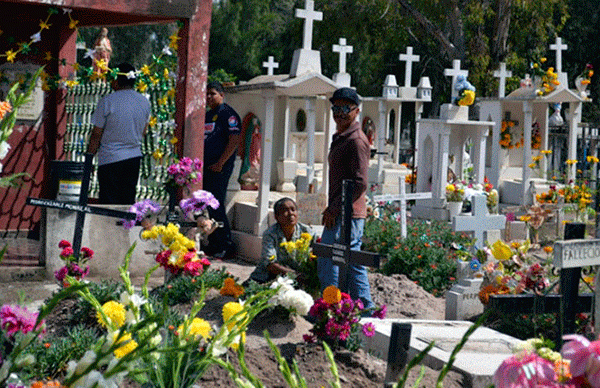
[
  {"xmin": 290, "ymin": 0, "xmax": 323, "ymax": 77},
  {"xmin": 332, "ymin": 37, "xmax": 353, "ymax": 87}
]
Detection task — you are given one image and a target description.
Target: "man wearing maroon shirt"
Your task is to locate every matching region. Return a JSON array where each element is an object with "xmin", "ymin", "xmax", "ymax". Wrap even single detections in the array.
[{"xmin": 318, "ymin": 87, "xmax": 374, "ymax": 309}]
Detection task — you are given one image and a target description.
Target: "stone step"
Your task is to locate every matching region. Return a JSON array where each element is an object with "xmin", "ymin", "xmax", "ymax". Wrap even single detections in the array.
[
  {"xmin": 360, "ymin": 319, "xmax": 520, "ymax": 388},
  {"xmin": 0, "ymin": 266, "xmax": 47, "ymax": 282}
]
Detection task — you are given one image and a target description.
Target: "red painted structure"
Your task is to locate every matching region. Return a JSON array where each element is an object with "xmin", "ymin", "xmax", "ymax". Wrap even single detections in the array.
[{"xmin": 0, "ymin": 0, "xmax": 211, "ymax": 236}]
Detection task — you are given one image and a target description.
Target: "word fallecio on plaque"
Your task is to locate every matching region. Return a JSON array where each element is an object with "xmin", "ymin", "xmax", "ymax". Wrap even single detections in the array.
[
  {"xmin": 553, "ymin": 238, "xmax": 600, "ymax": 269},
  {"xmin": 0, "ymin": 62, "xmax": 44, "ymax": 121}
]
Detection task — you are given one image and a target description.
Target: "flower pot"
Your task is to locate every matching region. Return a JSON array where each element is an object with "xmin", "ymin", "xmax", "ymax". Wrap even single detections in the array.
[{"xmin": 447, "ymin": 201, "xmax": 463, "ymax": 219}]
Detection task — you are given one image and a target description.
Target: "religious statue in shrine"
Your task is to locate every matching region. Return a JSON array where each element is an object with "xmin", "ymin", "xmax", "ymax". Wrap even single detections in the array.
[
  {"xmin": 93, "ymin": 28, "xmax": 112, "ymax": 74},
  {"xmin": 238, "ymin": 114, "xmax": 261, "ymax": 190}
]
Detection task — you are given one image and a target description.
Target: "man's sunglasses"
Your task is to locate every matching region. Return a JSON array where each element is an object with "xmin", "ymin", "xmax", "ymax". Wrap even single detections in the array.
[{"xmin": 331, "ymin": 105, "xmax": 357, "ymax": 115}]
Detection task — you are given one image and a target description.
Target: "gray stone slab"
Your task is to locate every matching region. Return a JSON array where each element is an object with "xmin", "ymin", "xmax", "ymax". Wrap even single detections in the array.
[
  {"xmin": 445, "ymin": 278, "xmax": 484, "ymax": 320},
  {"xmin": 360, "ymin": 319, "xmax": 521, "ymax": 388}
]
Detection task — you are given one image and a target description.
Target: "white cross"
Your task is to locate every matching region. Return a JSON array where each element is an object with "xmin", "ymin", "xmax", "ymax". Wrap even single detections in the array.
[
  {"xmin": 550, "ymin": 37, "xmax": 568, "ymax": 73},
  {"xmin": 295, "ymin": 0, "xmax": 323, "ymax": 50},
  {"xmin": 262, "ymin": 56, "xmax": 279, "ymax": 76},
  {"xmin": 493, "ymin": 62, "xmax": 512, "ymax": 98},
  {"xmin": 452, "ymin": 195, "xmax": 506, "ymax": 250},
  {"xmin": 399, "ymin": 46, "xmax": 420, "ymax": 87},
  {"xmin": 373, "ymin": 178, "xmax": 431, "ymax": 238},
  {"xmin": 444, "ymin": 59, "xmax": 469, "ymax": 100},
  {"xmin": 332, "ymin": 38, "xmax": 353, "ymax": 74}
]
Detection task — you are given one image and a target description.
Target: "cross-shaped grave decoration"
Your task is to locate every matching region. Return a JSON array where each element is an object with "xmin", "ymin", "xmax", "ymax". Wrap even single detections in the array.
[
  {"xmin": 444, "ymin": 59, "xmax": 469, "ymax": 100},
  {"xmin": 332, "ymin": 38, "xmax": 353, "ymax": 74},
  {"xmin": 550, "ymin": 36, "xmax": 568, "ymax": 74},
  {"xmin": 295, "ymin": 0, "xmax": 322, "ymax": 51},
  {"xmin": 488, "ymin": 223, "xmax": 593, "ymax": 347},
  {"xmin": 262, "ymin": 55, "xmax": 279, "ymax": 76},
  {"xmin": 311, "ymin": 179, "xmax": 380, "ymax": 293},
  {"xmin": 452, "ymin": 194, "xmax": 506, "ymax": 250},
  {"xmin": 373, "ymin": 177, "xmax": 432, "ymax": 239},
  {"xmin": 399, "ymin": 46, "xmax": 420, "ymax": 88},
  {"xmin": 26, "ymin": 153, "xmax": 136, "ymax": 254},
  {"xmin": 493, "ymin": 62, "xmax": 512, "ymax": 98}
]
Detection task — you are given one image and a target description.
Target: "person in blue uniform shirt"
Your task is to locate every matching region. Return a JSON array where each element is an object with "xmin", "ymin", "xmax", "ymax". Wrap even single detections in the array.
[{"xmin": 202, "ymin": 81, "xmax": 241, "ymax": 258}]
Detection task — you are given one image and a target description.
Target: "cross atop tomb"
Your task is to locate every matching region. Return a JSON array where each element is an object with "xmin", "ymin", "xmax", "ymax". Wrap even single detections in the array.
[
  {"xmin": 296, "ymin": 0, "xmax": 322, "ymax": 51},
  {"xmin": 332, "ymin": 38, "xmax": 353, "ymax": 74},
  {"xmin": 452, "ymin": 195, "xmax": 505, "ymax": 250},
  {"xmin": 262, "ymin": 55, "xmax": 279, "ymax": 76},
  {"xmin": 493, "ymin": 62, "xmax": 512, "ymax": 98},
  {"xmin": 444, "ymin": 59, "xmax": 469, "ymax": 100},
  {"xmin": 550, "ymin": 36, "xmax": 567, "ymax": 74},
  {"xmin": 399, "ymin": 46, "xmax": 420, "ymax": 87}
]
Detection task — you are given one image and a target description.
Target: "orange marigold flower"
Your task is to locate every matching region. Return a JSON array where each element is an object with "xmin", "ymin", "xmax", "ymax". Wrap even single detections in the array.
[
  {"xmin": 0, "ymin": 101, "xmax": 12, "ymax": 119},
  {"xmin": 323, "ymin": 285, "xmax": 341, "ymax": 304},
  {"xmin": 543, "ymin": 246, "xmax": 553, "ymax": 254},
  {"xmin": 220, "ymin": 277, "xmax": 245, "ymax": 298}
]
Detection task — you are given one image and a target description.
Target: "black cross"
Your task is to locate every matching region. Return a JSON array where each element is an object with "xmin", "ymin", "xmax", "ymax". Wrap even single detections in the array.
[
  {"xmin": 311, "ymin": 179, "xmax": 380, "ymax": 293},
  {"xmin": 488, "ymin": 222, "xmax": 593, "ymax": 346},
  {"xmin": 27, "ymin": 153, "xmax": 136, "ymax": 254}
]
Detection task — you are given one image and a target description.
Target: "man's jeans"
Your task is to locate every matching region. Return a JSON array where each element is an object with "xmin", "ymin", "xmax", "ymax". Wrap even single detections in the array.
[{"xmin": 317, "ymin": 217, "xmax": 374, "ymax": 309}]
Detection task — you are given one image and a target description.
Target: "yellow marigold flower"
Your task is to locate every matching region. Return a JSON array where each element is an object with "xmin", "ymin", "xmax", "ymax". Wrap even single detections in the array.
[
  {"xmin": 223, "ymin": 301, "xmax": 246, "ymax": 331},
  {"xmin": 520, "ymin": 215, "xmax": 531, "ymax": 222},
  {"xmin": 543, "ymin": 246, "xmax": 553, "ymax": 254},
  {"xmin": 587, "ymin": 155, "xmax": 599, "ymax": 163},
  {"xmin": 445, "ymin": 184, "xmax": 455, "ymax": 192},
  {"xmin": 97, "ymin": 300, "xmax": 126, "ymax": 328},
  {"xmin": 532, "ymin": 155, "xmax": 542, "ymax": 162},
  {"xmin": 137, "ymin": 81, "xmax": 148, "ymax": 93},
  {"xmin": 323, "ymin": 285, "xmax": 341, "ymax": 304},
  {"xmin": 300, "ymin": 233, "xmax": 312, "ymax": 241},
  {"xmin": 220, "ymin": 278, "xmax": 245, "ymax": 298},
  {"xmin": 148, "ymin": 116, "xmax": 158, "ymax": 127},
  {"xmin": 5, "ymin": 50, "xmax": 16, "ymax": 63},
  {"xmin": 69, "ymin": 19, "xmax": 79, "ymax": 29},
  {"xmin": 179, "ymin": 317, "xmax": 211, "ymax": 340},
  {"xmin": 540, "ymin": 57, "xmax": 547, "ymax": 63},
  {"xmin": 541, "ymin": 149, "xmax": 552, "ymax": 155},
  {"xmin": 511, "ymin": 241, "xmax": 521, "ymax": 249},
  {"xmin": 566, "ymin": 159, "xmax": 578, "ymax": 165},
  {"xmin": 528, "ymin": 163, "xmax": 537, "ymax": 169},
  {"xmin": 490, "ymin": 240, "xmax": 512, "ymax": 262},
  {"xmin": 113, "ymin": 332, "xmax": 138, "ymax": 358},
  {"xmin": 169, "ymin": 33, "xmax": 180, "ymax": 49}
]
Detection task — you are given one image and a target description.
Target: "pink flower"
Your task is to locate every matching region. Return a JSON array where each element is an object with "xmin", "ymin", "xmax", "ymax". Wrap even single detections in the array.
[
  {"xmin": 0, "ymin": 304, "xmax": 43, "ymax": 338},
  {"xmin": 61, "ymin": 247, "xmax": 74, "ymax": 258},
  {"xmin": 493, "ymin": 352, "xmax": 557, "ymax": 388},
  {"xmin": 562, "ymin": 334, "xmax": 600, "ymax": 387},
  {"xmin": 58, "ymin": 240, "xmax": 71, "ymax": 249},
  {"xmin": 372, "ymin": 304, "xmax": 387, "ymax": 319},
  {"xmin": 54, "ymin": 266, "xmax": 69, "ymax": 281},
  {"xmin": 80, "ymin": 247, "xmax": 94, "ymax": 259},
  {"xmin": 362, "ymin": 322, "xmax": 376, "ymax": 337}
]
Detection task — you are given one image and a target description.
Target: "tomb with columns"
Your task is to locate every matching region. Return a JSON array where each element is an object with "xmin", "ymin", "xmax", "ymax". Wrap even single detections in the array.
[
  {"xmin": 478, "ymin": 37, "xmax": 589, "ymax": 206},
  {"xmin": 411, "ymin": 60, "xmax": 495, "ymax": 221}
]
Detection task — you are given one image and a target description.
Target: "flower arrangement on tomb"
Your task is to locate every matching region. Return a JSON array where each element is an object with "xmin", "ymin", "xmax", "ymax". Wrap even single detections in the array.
[
  {"xmin": 141, "ymin": 223, "xmax": 211, "ymax": 276},
  {"xmin": 559, "ymin": 183, "xmax": 594, "ymax": 222},
  {"xmin": 404, "ymin": 171, "xmax": 416, "ymax": 184},
  {"xmin": 279, "ymin": 232, "xmax": 320, "ymax": 296},
  {"xmin": 530, "ymin": 57, "xmax": 560, "ymax": 96},
  {"xmin": 578, "ymin": 63, "xmax": 594, "ymax": 85},
  {"xmin": 122, "ymin": 199, "xmax": 162, "ymax": 230},
  {"xmin": 531, "ymin": 121, "xmax": 542, "ymax": 149},
  {"xmin": 445, "ymin": 182, "xmax": 465, "ymax": 202},
  {"xmin": 499, "ymin": 120, "xmax": 517, "ymax": 149},
  {"xmin": 536, "ymin": 185, "xmax": 560, "ymax": 204},
  {"xmin": 179, "ymin": 190, "xmax": 220, "ymax": 220},
  {"xmin": 268, "ymin": 276, "xmax": 314, "ymax": 316},
  {"xmin": 303, "ymin": 285, "xmax": 386, "ymax": 351},
  {"xmin": 166, "ymin": 157, "xmax": 203, "ymax": 189},
  {"xmin": 54, "ymin": 240, "xmax": 94, "ymax": 286}
]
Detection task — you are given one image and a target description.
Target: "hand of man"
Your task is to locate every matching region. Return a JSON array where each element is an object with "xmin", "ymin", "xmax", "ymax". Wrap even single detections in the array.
[
  {"xmin": 322, "ymin": 211, "xmax": 337, "ymax": 229},
  {"xmin": 208, "ymin": 162, "xmax": 223, "ymax": 173}
]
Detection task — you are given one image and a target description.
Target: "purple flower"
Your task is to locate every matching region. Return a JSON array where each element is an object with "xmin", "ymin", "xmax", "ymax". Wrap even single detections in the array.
[
  {"xmin": 372, "ymin": 304, "xmax": 387, "ymax": 319},
  {"xmin": 123, "ymin": 200, "xmax": 162, "ymax": 229},
  {"xmin": 180, "ymin": 190, "xmax": 219, "ymax": 219},
  {"xmin": 54, "ymin": 266, "xmax": 69, "ymax": 281},
  {"xmin": 362, "ymin": 322, "xmax": 376, "ymax": 338},
  {"xmin": 340, "ymin": 298, "xmax": 354, "ymax": 314}
]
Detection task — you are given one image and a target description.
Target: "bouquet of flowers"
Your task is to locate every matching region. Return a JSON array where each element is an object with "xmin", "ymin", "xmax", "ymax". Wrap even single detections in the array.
[
  {"xmin": 578, "ymin": 63, "xmax": 594, "ymax": 85},
  {"xmin": 122, "ymin": 199, "xmax": 162, "ymax": 230},
  {"xmin": 303, "ymin": 285, "xmax": 386, "ymax": 351},
  {"xmin": 179, "ymin": 190, "xmax": 220, "ymax": 220},
  {"xmin": 445, "ymin": 182, "xmax": 465, "ymax": 202},
  {"xmin": 141, "ymin": 223, "xmax": 211, "ymax": 276},
  {"xmin": 54, "ymin": 240, "xmax": 94, "ymax": 285},
  {"xmin": 279, "ymin": 233, "xmax": 320, "ymax": 296},
  {"xmin": 268, "ymin": 276, "xmax": 314, "ymax": 316},
  {"xmin": 166, "ymin": 157, "xmax": 202, "ymax": 189}
]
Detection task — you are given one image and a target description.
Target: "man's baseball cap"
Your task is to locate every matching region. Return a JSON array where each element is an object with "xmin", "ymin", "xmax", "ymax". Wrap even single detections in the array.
[{"xmin": 330, "ymin": 87, "xmax": 361, "ymax": 105}]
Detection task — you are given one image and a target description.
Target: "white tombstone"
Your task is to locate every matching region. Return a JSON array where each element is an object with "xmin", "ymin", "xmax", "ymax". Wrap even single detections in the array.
[
  {"xmin": 493, "ymin": 62, "xmax": 512, "ymax": 99},
  {"xmin": 445, "ymin": 277, "xmax": 484, "ymax": 320},
  {"xmin": 444, "ymin": 59, "xmax": 469, "ymax": 100},
  {"xmin": 290, "ymin": 0, "xmax": 323, "ymax": 77},
  {"xmin": 452, "ymin": 195, "xmax": 506, "ymax": 249},
  {"xmin": 550, "ymin": 36, "xmax": 569, "ymax": 87},
  {"xmin": 399, "ymin": 46, "xmax": 420, "ymax": 88},
  {"xmin": 262, "ymin": 56, "xmax": 279, "ymax": 76},
  {"xmin": 332, "ymin": 37, "xmax": 353, "ymax": 87}
]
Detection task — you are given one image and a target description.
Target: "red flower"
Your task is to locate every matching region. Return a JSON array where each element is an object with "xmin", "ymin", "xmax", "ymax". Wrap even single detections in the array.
[
  {"xmin": 58, "ymin": 240, "xmax": 71, "ymax": 249},
  {"xmin": 80, "ymin": 247, "xmax": 94, "ymax": 259}
]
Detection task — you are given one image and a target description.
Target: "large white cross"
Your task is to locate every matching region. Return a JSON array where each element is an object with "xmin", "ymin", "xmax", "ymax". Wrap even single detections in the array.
[
  {"xmin": 262, "ymin": 56, "xmax": 279, "ymax": 76},
  {"xmin": 373, "ymin": 178, "xmax": 432, "ymax": 238},
  {"xmin": 296, "ymin": 0, "xmax": 323, "ymax": 51},
  {"xmin": 399, "ymin": 46, "xmax": 420, "ymax": 87},
  {"xmin": 452, "ymin": 195, "xmax": 506, "ymax": 250},
  {"xmin": 332, "ymin": 38, "xmax": 353, "ymax": 74},
  {"xmin": 444, "ymin": 59, "xmax": 469, "ymax": 100},
  {"xmin": 493, "ymin": 62, "xmax": 512, "ymax": 98},
  {"xmin": 550, "ymin": 37, "xmax": 568, "ymax": 73}
]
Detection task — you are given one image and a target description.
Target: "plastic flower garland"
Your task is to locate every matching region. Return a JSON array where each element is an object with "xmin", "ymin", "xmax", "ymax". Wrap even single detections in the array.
[
  {"xmin": 141, "ymin": 223, "xmax": 210, "ymax": 276},
  {"xmin": 54, "ymin": 239, "xmax": 94, "ymax": 285},
  {"xmin": 179, "ymin": 189, "xmax": 220, "ymax": 220}
]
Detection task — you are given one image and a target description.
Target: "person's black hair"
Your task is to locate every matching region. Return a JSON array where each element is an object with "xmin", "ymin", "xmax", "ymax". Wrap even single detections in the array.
[
  {"xmin": 207, "ymin": 80, "xmax": 225, "ymax": 94},
  {"xmin": 115, "ymin": 63, "xmax": 137, "ymax": 88},
  {"xmin": 273, "ymin": 197, "xmax": 296, "ymax": 216}
]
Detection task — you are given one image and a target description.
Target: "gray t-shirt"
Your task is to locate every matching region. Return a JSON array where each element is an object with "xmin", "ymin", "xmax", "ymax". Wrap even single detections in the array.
[{"xmin": 91, "ymin": 89, "xmax": 151, "ymax": 166}]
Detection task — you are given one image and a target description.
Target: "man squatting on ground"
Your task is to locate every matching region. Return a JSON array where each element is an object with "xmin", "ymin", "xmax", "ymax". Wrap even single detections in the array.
[
  {"xmin": 317, "ymin": 87, "xmax": 374, "ymax": 309},
  {"xmin": 86, "ymin": 63, "xmax": 151, "ymax": 205}
]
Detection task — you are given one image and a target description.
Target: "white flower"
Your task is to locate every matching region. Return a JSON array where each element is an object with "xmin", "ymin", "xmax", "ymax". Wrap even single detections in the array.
[
  {"xmin": 120, "ymin": 291, "xmax": 147, "ymax": 308},
  {"xmin": 210, "ymin": 334, "xmax": 228, "ymax": 357},
  {"xmin": 162, "ymin": 46, "xmax": 172, "ymax": 56},
  {"xmin": 30, "ymin": 32, "xmax": 41, "ymax": 43},
  {"xmin": 0, "ymin": 142, "xmax": 11, "ymax": 160}
]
